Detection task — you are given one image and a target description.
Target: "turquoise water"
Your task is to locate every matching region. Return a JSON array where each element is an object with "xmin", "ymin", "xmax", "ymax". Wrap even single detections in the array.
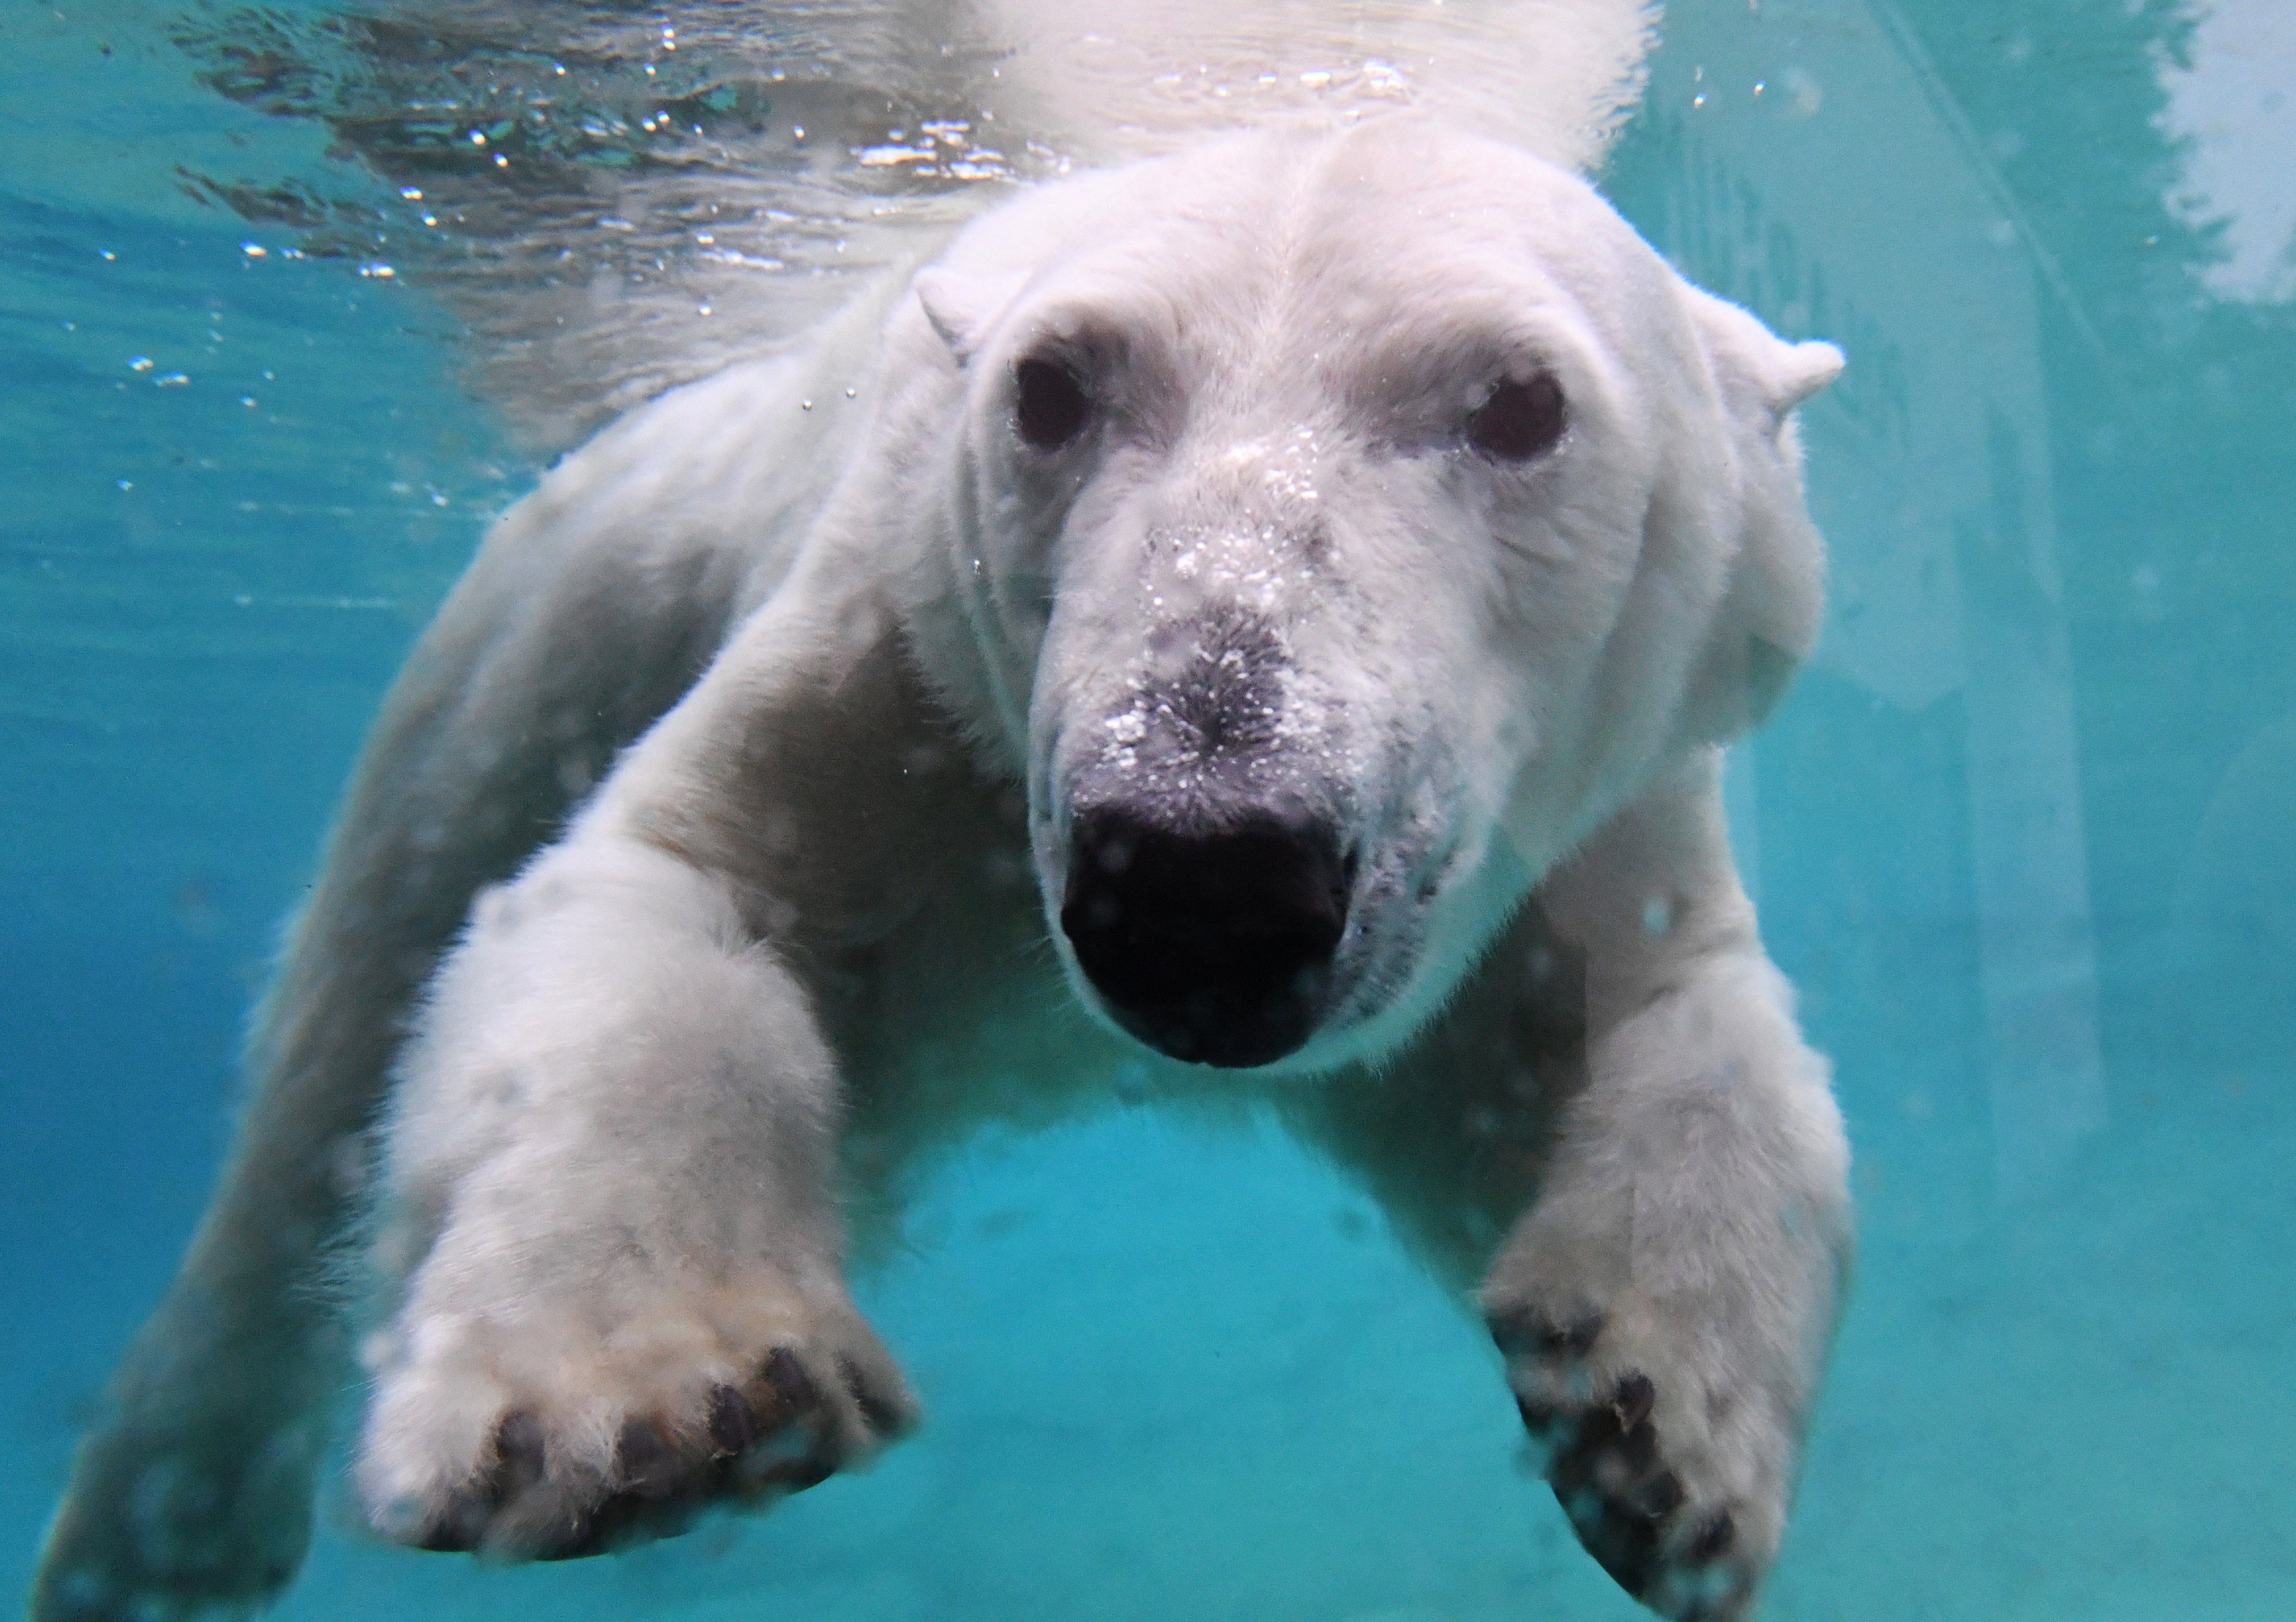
[{"xmin": 5, "ymin": 2, "xmax": 2294, "ymax": 1618}]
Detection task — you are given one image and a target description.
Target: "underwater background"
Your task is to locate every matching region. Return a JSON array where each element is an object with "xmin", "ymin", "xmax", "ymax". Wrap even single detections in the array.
[{"xmin": 4, "ymin": 0, "xmax": 2294, "ymax": 1618}]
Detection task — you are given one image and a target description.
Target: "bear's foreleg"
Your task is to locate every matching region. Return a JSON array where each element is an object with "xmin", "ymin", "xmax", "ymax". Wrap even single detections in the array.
[
  {"xmin": 1483, "ymin": 755, "xmax": 1851, "ymax": 1622},
  {"xmin": 354, "ymin": 568, "xmax": 970, "ymax": 1559},
  {"xmin": 356, "ymin": 834, "xmax": 916, "ymax": 1557}
]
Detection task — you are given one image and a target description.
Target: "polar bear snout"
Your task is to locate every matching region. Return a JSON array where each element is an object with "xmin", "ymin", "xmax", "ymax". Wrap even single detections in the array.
[{"xmin": 1059, "ymin": 803, "xmax": 1351, "ymax": 1068}]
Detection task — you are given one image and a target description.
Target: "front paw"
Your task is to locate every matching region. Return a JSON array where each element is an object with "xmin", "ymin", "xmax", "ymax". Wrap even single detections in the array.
[
  {"xmin": 357, "ymin": 1265, "xmax": 915, "ymax": 1560},
  {"xmin": 1485, "ymin": 1301, "xmax": 1764, "ymax": 1621},
  {"xmin": 32, "ymin": 1409, "xmax": 317, "ymax": 1622},
  {"xmin": 1482, "ymin": 1201, "xmax": 1845, "ymax": 1619}
]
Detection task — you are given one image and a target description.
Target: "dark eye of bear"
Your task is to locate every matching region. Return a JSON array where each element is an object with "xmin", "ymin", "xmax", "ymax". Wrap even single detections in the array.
[
  {"xmin": 1014, "ymin": 356, "xmax": 1092, "ymax": 450},
  {"xmin": 1466, "ymin": 372, "xmax": 1567, "ymax": 462}
]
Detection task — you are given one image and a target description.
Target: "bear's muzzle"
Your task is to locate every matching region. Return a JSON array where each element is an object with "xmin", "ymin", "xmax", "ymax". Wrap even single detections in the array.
[{"xmin": 1060, "ymin": 803, "xmax": 1350, "ymax": 1067}]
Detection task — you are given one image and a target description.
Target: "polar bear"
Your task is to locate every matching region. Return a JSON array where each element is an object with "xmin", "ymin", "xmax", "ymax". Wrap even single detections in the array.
[{"xmin": 33, "ymin": 113, "xmax": 1848, "ymax": 1622}]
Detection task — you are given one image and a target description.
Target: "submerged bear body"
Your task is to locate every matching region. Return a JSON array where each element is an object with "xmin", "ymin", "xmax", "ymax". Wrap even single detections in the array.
[{"xmin": 36, "ymin": 118, "xmax": 1849, "ymax": 1622}]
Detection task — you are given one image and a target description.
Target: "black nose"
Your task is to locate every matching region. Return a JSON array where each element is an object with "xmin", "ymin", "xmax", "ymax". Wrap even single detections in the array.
[{"xmin": 1060, "ymin": 805, "xmax": 1350, "ymax": 1067}]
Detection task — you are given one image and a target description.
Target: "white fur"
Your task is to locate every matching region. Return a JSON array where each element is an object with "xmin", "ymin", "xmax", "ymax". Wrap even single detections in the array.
[{"xmin": 33, "ymin": 50, "xmax": 1849, "ymax": 1622}]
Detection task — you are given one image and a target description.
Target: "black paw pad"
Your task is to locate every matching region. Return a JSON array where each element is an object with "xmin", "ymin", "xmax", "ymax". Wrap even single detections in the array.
[
  {"xmin": 533, "ymin": 1484, "xmax": 703, "ymax": 1563},
  {"xmin": 1529, "ymin": 1372, "xmax": 1754, "ymax": 1620},
  {"xmin": 613, "ymin": 1419, "xmax": 680, "ymax": 1500},
  {"xmin": 408, "ymin": 1343, "xmax": 903, "ymax": 1567},
  {"xmin": 418, "ymin": 1411, "xmax": 548, "ymax": 1551},
  {"xmin": 492, "ymin": 1410, "xmax": 547, "ymax": 1499},
  {"xmin": 1610, "ymin": 1371, "xmax": 1655, "ymax": 1431},
  {"xmin": 761, "ymin": 1347, "xmax": 818, "ymax": 1412},
  {"xmin": 707, "ymin": 1385, "xmax": 761, "ymax": 1455},
  {"xmin": 715, "ymin": 1348, "xmax": 847, "ymax": 1497},
  {"xmin": 837, "ymin": 1353, "xmax": 910, "ymax": 1438}
]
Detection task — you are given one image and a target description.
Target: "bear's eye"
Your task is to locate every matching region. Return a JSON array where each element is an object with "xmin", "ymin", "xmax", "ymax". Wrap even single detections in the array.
[
  {"xmin": 1466, "ymin": 373, "xmax": 1567, "ymax": 463},
  {"xmin": 1014, "ymin": 356, "xmax": 1092, "ymax": 451}
]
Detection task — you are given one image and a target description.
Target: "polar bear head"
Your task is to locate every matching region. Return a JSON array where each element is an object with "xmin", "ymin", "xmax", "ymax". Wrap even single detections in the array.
[{"xmin": 889, "ymin": 116, "xmax": 1839, "ymax": 1071}]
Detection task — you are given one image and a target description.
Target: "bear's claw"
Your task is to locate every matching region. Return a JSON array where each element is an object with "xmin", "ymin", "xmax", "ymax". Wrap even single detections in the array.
[
  {"xmin": 368, "ymin": 1295, "xmax": 918, "ymax": 1564},
  {"xmin": 1491, "ymin": 1307, "xmax": 1771, "ymax": 1622}
]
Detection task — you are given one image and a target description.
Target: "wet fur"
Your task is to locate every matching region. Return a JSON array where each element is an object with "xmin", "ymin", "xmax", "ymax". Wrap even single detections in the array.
[{"xmin": 33, "ymin": 116, "xmax": 1848, "ymax": 1622}]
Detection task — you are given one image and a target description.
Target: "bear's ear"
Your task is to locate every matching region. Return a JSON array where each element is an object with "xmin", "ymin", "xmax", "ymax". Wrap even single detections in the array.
[
  {"xmin": 1675, "ymin": 283, "xmax": 1841, "ymax": 746},
  {"xmin": 1680, "ymin": 280, "xmax": 1842, "ymax": 430},
  {"xmin": 914, "ymin": 266, "xmax": 1032, "ymax": 367}
]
